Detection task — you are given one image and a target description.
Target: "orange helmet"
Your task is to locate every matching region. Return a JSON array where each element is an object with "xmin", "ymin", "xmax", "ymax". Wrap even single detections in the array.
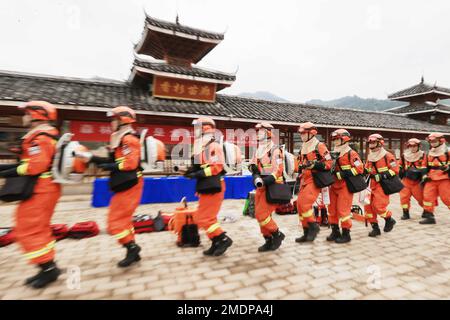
[
  {"xmin": 298, "ymin": 122, "xmax": 318, "ymax": 135},
  {"xmin": 426, "ymin": 132, "xmax": 446, "ymax": 144},
  {"xmin": 406, "ymin": 138, "xmax": 421, "ymax": 147},
  {"xmin": 331, "ymin": 129, "xmax": 351, "ymax": 143},
  {"xmin": 107, "ymin": 106, "xmax": 136, "ymax": 124},
  {"xmin": 192, "ymin": 117, "xmax": 216, "ymax": 134},
  {"xmin": 368, "ymin": 133, "xmax": 385, "ymax": 146},
  {"xmin": 19, "ymin": 101, "xmax": 57, "ymax": 121}
]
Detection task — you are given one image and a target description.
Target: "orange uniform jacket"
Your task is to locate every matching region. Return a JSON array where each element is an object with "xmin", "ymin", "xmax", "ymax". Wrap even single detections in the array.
[
  {"xmin": 398, "ymin": 153, "xmax": 427, "ymax": 210},
  {"xmin": 298, "ymin": 143, "xmax": 333, "ymax": 185},
  {"xmin": 423, "ymin": 150, "xmax": 450, "ymax": 181}
]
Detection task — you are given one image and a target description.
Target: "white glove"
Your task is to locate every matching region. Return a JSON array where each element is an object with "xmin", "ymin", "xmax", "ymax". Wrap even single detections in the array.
[{"xmin": 73, "ymin": 151, "xmax": 93, "ymax": 162}]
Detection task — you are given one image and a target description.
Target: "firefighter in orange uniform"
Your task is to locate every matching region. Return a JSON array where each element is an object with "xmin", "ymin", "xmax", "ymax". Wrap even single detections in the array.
[
  {"xmin": 0, "ymin": 101, "xmax": 61, "ymax": 288},
  {"xmin": 398, "ymin": 138, "xmax": 426, "ymax": 220},
  {"xmin": 295, "ymin": 122, "xmax": 333, "ymax": 243},
  {"xmin": 75, "ymin": 106, "xmax": 144, "ymax": 267},
  {"xmin": 185, "ymin": 117, "xmax": 233, "ymax": 256},
  {"xmin": 328, "ymin": 129, "xmax": 364, "ymax": 243},
  {"xmin": 419, "ymin": 133, "xmax": 450, "ymax": 224},
  {"xmin": 248, "ymin": 122, "xmax": 286, "ymax": 252},
  {"xmin": 364, "ymin": 134, "xmax": 397, "ymax": 237}
]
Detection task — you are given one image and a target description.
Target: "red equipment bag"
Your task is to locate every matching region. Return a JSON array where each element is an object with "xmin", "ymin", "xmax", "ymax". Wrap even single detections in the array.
[
  {"xmin": 68, "ymin": 221, "xmax": 99, "ymax": 239},
  {"xmin": 51, "ymin": 224, "xmax": 69, "ymax": 241},
  {"xmin": 0, "ymin": 228, "xmax": 15, "ymax": 247},
  {"xmin": 275, "ymin": 202, "xmax": 296, "ymax": 215},
  {"xmin": 133, "ymin": 215, "xmax": 154, "ymax": 233}
]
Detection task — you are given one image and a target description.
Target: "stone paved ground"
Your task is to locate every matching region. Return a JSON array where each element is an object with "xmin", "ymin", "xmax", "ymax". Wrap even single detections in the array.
[{"xmin": 1, "ymin": 194, "xmax": 450, "ymax": 300}]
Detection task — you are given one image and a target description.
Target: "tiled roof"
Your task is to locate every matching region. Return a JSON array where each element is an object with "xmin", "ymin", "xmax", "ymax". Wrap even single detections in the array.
[
  {"xmin": 1, "ymin": 71, "xmax": 449, "ymax": 133},
  {"xmin": 145, "ymin": 15, "xmax": 224, "ymax": 41},
  {"xmin": 387, "ymin": 101, "xmax": 450, "ymax": 115},
  {"xmin": 133, "ymin": 59, "xmax": 236, "ymax": 82},
  {"xmin": 388, "ymin": 80, "xmax": 450, "ymax": 100}
]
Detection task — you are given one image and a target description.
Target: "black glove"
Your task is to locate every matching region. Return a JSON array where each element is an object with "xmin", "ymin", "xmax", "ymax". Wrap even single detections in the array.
[
  {"xmin": 248, "ymin": 164, "xmax": 259, "ymax": 175},
  {"xmin": 185, "ymin": 170, "xmax": 206, "ymax": 179},
  {"xmin": 98, "ymin": 163, "xmax": 119, "ymax": 171},
  {"xmin": 262, "ymin": 175, "xmax": 276, "ymax": 186},
  {"xmin": 0, "ymin": 167, "xmax": 20, "ymax": 178}
]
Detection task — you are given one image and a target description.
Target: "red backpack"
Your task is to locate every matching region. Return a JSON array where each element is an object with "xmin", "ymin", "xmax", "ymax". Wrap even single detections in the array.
[
  {"xmin": 51, "ymin": 224, "xmax": 69, "ymax": 241},
  {"xmin": 0, "ymin": 228, "xmax": 16, "ymax": 247},
  {"xmin": 68, "ymin": 221, "xmax": 99, "ymax": 239}
]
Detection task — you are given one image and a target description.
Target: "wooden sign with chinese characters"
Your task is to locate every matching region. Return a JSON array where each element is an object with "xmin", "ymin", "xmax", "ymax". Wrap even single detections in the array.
[{"xmin": 152, "ymin": 75, "xmax": 217, "ymax": 103}]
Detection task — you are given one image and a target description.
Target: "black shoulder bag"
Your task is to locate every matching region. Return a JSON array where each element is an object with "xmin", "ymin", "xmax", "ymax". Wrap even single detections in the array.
[
  {"xmin": 0, "ymin": 132, "xmax": 59, "ymax": 202},
  {"xmin": 264, "ymin": 147, "xmax": 292, "ymax": 204},
  {"xmin": 195, "ymin": 141, "xmax": 223, "ymax": 195},
  {"xmin": 404, "ymin": 156, "xmax": 423, "ymax": 182},
  {"xmin": 109, "ymin": 133, "xmax": 140, "ymax": 193},
  {"xmin": 342, "ymin": 152, "xmax": 367, "ymax": 194},
  {"xmin": 311, "ymin": 144, "xmax": 335, "ymax": 188},
  {"xmin": 373, "ymin": 155, "xmax": 404, "ymax": 195}
]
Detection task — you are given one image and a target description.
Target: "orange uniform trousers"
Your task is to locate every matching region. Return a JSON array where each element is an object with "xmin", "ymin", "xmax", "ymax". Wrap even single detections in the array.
[
  {"xmin": 364, "ymin": 183, "xmax": 392, "ymax": 223},
  {"xmin": 399, "ymin": 178, "xmax": 423, "ymax": 210},
  {"xmin": 194, "ymin": 180, "xmax": 225, "ymax": 239},
  {"xmin": 328, "ymin": 180, "xmax": 353, "ymax": 229},
  {"xmin": 423, "ymin": 179, "xmax": 450, "ymax": 214},
  {"xmin": 255, "ymin": 186, "xmax": 280, "ymax": 237},
  {"xmin": 108, "ymin": 177, "xmax": 143, "ymax": 245},
  {"xmin": 15, "ymin": 188, "xmax": 61, "ymax": 265},
  {"xmin": 297, "ymin": 179, "xmax": 321, "ymax": 227}
]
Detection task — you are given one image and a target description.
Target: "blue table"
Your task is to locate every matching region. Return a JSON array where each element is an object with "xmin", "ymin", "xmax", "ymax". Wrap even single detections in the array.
[{"xmin": 91, "ymin": 175, "xmax": 254, "ymax": 208}]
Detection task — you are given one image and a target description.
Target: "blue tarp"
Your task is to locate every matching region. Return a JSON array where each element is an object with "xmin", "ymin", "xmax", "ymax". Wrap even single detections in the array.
[{"xmin": 91, "ymin": 176, "xmax": 254, "ymax": 208}]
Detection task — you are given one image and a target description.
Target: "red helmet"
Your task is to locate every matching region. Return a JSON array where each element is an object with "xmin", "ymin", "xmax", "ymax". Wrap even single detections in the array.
[
  {"xmin": 406, "ymin": 138, "xmax": 421, "ymax": 147},
  {"xmin": 107, "ymin": 106, "xmax": 136, "ymax": 124},
  {"xmin": 19, "ymin": 101, "xmax": 57, "ymax": 121},
  {"xmin": 192, "ymin": 117, "xmax": 216, "ymax": 134},
  {"xmin": 298, "ymin": 122, "xmax": 318, "ymax": 135},
  {"xmin": 368, "ymin": 133, "xmax": 385, "ymax": 146},
  {"xmin": 426, "ymin": 132, "xmax": 446, "ymax": 144},
  {"xmin": 331, "ymin": 129, "xmax": 351, "ymax": 143}
]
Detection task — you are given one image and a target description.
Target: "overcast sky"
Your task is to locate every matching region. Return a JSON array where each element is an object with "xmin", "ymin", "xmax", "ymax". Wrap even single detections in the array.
[{"xmin": 1, "ymin": 0, "xmax": 449, "ymax": 102}]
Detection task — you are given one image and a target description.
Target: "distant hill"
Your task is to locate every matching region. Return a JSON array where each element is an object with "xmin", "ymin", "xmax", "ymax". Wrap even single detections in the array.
[
  {"xmin": 238, "ymin": 91, "xmax": 289, "ymax": 102},
  {"xmin": 306, "ymin": 95, "xmax": 404, "ymax": 111}
]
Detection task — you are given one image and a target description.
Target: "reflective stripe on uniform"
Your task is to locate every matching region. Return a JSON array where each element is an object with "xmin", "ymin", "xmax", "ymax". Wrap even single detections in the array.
[
  {"xmin": 401, "ymin": 204, "xmax": 409, "ymax": 209},
  {"xmin": 39, "ymin": 171, "xmax": 52, "ymax": 179},
  {"xmin": 378, "ymin": 167, "xmax": 389, "ymax": 172},
  {"xmin": 24, "ymin": 240, "xmax": 56, "ymax": 260},
  {"xmin": 379, "ymin": 211, "xmax": 388, "ymax": 218},
  {"xmin": 423, "ymin": 201, "xmax": 433, "ymax": 207},
  {"xmin": 365, "ymin": 213, "xmax": 373, "ymax": 218},
  {"xmin": 336, "ymin": 172, "xmax": 342, "ymax": 180},
  {"xmin": 259, "ymin": 216, "xmax": 272, "ymax": 227},
  {"xmin": 302, "ymin": 209, "xmax": 313, "ymax": 218},
  {"xmin": 113, "ymin": 229, "xmax": 131, "ymax": 240},
  {"xmin": 204, "ymin": 167, "xmax": 212, "ymax": 177},
  {"xmin": 340, "ymin": 215, "xmax": 352, "ymax": 222},
  {"xmin": 16, "ymin": 159, "xmax": 30, "ymax": 176},
  {"xmin": 340, "ymin": 165, "xmax": 351, "ymax": 170},
  {"xmin": 351, "ymin": 168, "xmax": 358, "ymax": 176},
  {"xmin": 207, "ymin": 222, "xmax": 221, "ymax": 234}
]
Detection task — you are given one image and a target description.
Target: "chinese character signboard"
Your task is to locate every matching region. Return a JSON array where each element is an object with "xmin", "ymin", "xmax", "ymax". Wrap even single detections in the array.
[{"xmin": 152, "ymin": 76, "xmax": 217, "ymax": 103}]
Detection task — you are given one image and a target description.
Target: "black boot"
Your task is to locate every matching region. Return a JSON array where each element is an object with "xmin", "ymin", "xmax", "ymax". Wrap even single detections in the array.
[
  {"xmin": 335, "ymin": 228, "xmax": 351, "ymax": 244},
  {"xmin": 295, "ymin": 228, "xmax": 309, "ymax": 243},
  {"xmin": 320, "ymin": 208, "xmax": 329, "ymax": 226},
  {"xmin": 306, "ymin": 222, "xmax": 320, "ymax": 242},
  {"xmin": 210, "ymin": 233, "xmax": 233, "ymax": 256},
  {"xmin": 368, "ymin": 223, "xmax": 381, "ymax": 237},
  {"xmin": 118, "ymin": 241, "xmax": 141, "ymax": 268},
  {"xmin": 419, "ymin": 211, "xmax": 436, "ymax": 224},
  {"xmin": 270, "ymin": 230, "xmax": 285, "ymax": 251},
  {"xmin": 258, "ymin": 236, "xmax": 273, "ymax": 252},
  {"xmin": 28, "ymin": 261, "xmax": 61, "ymax": 289},
  {"xmin": 401, "ymin": 209, "xmax": 410, "ymax": 220},
  {"xmin": 326, "ymin": 224, "xmax": 341, "ymax": 241},
  {"xmin": 383, "ymin": 217, "xmax": 396, "ymax": 232}
]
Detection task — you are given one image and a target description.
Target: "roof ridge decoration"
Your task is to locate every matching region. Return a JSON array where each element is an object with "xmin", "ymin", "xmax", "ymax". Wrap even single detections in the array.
[{"xmin": 388, "ymin": 78, "xmax": 450, "ymax": 101}]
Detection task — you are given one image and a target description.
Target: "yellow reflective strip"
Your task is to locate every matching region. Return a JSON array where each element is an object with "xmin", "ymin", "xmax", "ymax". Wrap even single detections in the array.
[
  {"xmin": 39, "ymin": 171, "xmax": 52, "ymax": 178},
  {"xmin": 17, "ymin": 163, "xmax": 28, "ymax": 176},
  {"xmin": 340, "ymin": 215, "xmax": 352, "ymax": 222},
  {"xmin": 200, "ymin": 164, "xmax": 209, "ymax": 169},
  {"xmin": 388, "ymin": 169, "xmax": 395, "ymax": 176},
  {"xmin": 378, "ymin": 167, "xmax": 389, "ymax": 172},
  {"xmin": 113, "ymin": 229, "xmax": 131, "ymax": 240},
  {"xmin": 204, "ymin": 167, "xmax": 212, "ymax": 177},
  {"xmin": 302, "ymin": 209, "xmax": 313, "ymax": 218},
  {"xmin": 262, "ymin": 164, "xmax": 272, "ymax": 168},
  {"xmin": 351, "ymin": 168, "xmax": 358, "ymax": 176},
  {"xmin": 24, "ymin": 241, "xmax": 55, "ymax": 260},
  {"xmin": 379, "ymin": 211, "xmax": 388, "ymax": 218},
  {"xmin": 137, "ymin": 171, "xmax": 143, "ymax": 178},
  {"xmin": 401, "ymin": 204, "xmax": 409, "ymax": 209},
  {"xmin": 340, "ymin": 165, "xmax": 352, "ymax": 170},
  {"xmin": 259, "ymin": 216, "xmax": 272, "ymax": 227},
  {"xmin": 207, "ymin": 222, "xmax": 221, "ymax": 234},
  {"xmin": 115, "ymin": 157, "xmax": 125, "ymax": 162},
  {"xmin": 365, "ymin": 214, "xmax": 373, "ymax": 218},
  {"xmin": 336, "ymin": 172, "xmax": 342, "ymax": 180},
  {"xmin": 423, "ymin": 201, "xmax": 433, "ymax": 206},
  {"xmin": 118, "ymin": 162, "xmax": 124, "ymax": 170}
]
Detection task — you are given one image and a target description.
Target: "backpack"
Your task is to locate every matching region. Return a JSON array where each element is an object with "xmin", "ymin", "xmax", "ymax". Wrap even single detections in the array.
[
  {"xmin": 168, "ymin": 198, "xmax": 200, "ymax": 247},
  {"xmin": 281, "ymin": 145, "xmax": 295, "ymax": 179}
]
